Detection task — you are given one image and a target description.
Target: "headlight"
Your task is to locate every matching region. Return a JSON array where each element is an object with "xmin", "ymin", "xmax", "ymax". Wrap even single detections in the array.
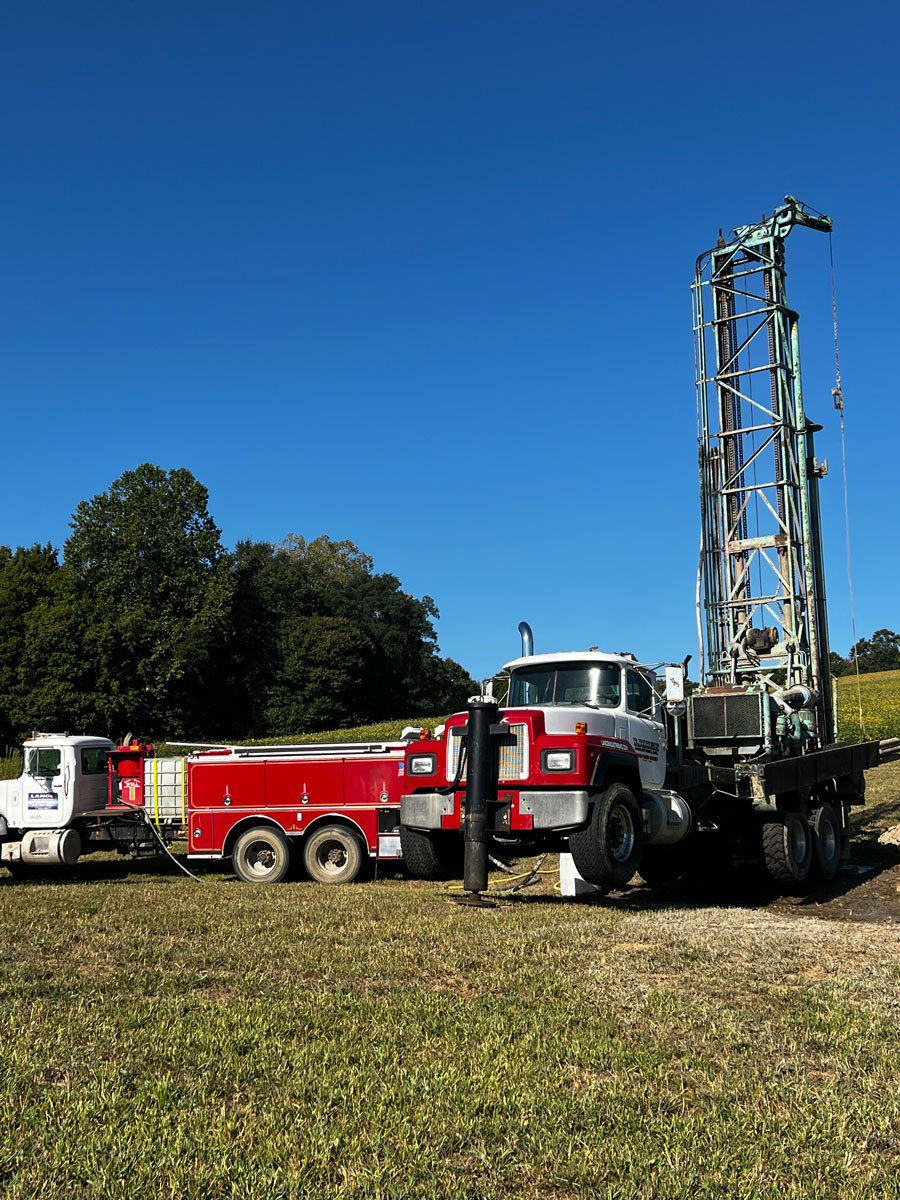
[
  {"xmin": 541, "ymin": 749, "xmax": 575, "ymax": 772},
  {"xmin": 408, "ymin": 754, "xmax": 437, "ymax": 776}
]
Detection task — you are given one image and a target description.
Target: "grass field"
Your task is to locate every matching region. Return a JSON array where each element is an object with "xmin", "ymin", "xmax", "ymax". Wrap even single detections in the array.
[
  {"xmin": 2, "ymin": 680, "xmax": 899, "ymax": 1196},
  {"xmin": 1, "ymin": 764, "xmax": 900, "ymax": 1200}
]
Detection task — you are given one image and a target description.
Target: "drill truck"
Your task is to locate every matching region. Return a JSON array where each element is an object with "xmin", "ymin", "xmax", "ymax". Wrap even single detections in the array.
[{"xmin": 400, "ymin": 197, "xmax": 882, "ymax": 892}]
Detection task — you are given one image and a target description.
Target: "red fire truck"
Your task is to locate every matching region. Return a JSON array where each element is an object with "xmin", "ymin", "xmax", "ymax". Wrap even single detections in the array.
[
  {"xmin": 109, "ymin": 739, "xmax": 410, "ymax": 883},
  {"xmin": 1, "ymin": 732, "xmax": 411, "ymax": 884}
]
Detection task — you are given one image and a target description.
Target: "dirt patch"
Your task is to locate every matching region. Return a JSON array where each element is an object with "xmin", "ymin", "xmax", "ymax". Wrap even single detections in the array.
[
  {"xmin": 771, "ymin": 835, "xmax": 900, "ymax": 925},
  {"xmin": 598, "ymin": 833, "xmax": 900, "ymax": 927},
  {"xmin": 581, "ymin": 761, "xmax": 900, "ymax": 927}
]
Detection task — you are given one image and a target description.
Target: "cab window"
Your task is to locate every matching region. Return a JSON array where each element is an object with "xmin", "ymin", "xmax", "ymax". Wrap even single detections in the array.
[
  {"xmin": 81, "ymin": 748, "xmax": 108, "ymax": 775},
  {"xmin": 508, "ymin": 663, "xmax": 621, "ymax": 708},
  {"xmin": 26, "ymin": 747, "xmax": 61, "ymax": 778},
  {"xmin": 626, "ymin": 670, "xmax": 655, "ymax": 716}
]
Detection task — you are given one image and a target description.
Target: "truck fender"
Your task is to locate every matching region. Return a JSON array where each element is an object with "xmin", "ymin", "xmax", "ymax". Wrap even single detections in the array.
[
  {"xmin": 590, "ymin": 749, "xmax": 642, "ymax": 795},
  {"xmin": 300, "ymin": 812, "xmax": 372, "ymax": 855},
  {"xmin": 221, "ymin": 814, "xmax": 295, "ymax": 859}
]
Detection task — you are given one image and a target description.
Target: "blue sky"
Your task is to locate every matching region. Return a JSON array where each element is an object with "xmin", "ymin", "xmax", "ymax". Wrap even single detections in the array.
[{"xmin": 2, "ymin": 1, "xmax": 897, "ymax": 680}]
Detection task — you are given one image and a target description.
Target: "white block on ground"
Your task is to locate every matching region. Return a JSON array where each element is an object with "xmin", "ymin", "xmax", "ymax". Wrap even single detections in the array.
[{"xmin": 559, "ymin": 852, "xmax": 603, "ymax": 897}]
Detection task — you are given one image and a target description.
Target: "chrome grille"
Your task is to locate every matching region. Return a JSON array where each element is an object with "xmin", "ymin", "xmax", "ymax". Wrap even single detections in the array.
[{"xmin": 446, "ymin": 723, "xmax": 528, "ymax": 782}]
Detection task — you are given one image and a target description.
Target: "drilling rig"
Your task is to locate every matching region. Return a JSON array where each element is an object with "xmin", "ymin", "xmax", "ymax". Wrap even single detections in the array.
[
  {"xmin": 400, "ymin": 198, "xmax": 882, "ymax": 896},
  {"xmin": 693, "ymin": 196, "xmax": 835, "ymax": 746},
  {"xmin": 683, "ymin": 196, "xmax": 878, "ymax": 883}
]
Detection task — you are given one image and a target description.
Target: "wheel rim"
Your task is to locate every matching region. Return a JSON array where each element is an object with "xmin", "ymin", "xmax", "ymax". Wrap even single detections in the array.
[
  {"xmin": 243, "ymin": 839, "xmax": 280, "ymax": 879},
  {"xmin": 609, "ymin": 805, "xmax": 635, "ymax": 862},
  {"xmin": 315, "ymin": 838, "xmax": 349, "ymax": 876},
  {"xmin": 819, "ymin": 816, "xmax": 838, "ymax": 862},
  {"xmin": 787, "ymin": 818, "xmax": 809, "ymax": 867}
]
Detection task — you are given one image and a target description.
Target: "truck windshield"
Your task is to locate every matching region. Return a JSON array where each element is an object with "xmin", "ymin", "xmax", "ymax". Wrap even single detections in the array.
[
  {"xmin": 508, "ymin": 663, "xmax": 621, "ymax": 708},
  {"xmin": 26, "ymin": 747, "xmax": 62, "ymax": 778}
]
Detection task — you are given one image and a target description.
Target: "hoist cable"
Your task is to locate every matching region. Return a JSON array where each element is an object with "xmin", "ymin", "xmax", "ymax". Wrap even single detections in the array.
[{"xmin": 829, "ymin": 232, "xmax": 865, "ymax": 736}]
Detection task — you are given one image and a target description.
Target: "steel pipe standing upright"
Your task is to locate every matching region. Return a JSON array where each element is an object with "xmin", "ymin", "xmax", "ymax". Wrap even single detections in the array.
[{"xmin": 462, "ymin": 695, "xmax": 499, "ymax": 896}]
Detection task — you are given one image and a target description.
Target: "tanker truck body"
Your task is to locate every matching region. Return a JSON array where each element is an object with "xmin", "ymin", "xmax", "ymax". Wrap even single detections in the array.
[{"xmin": 0, "ymin": 733, "xmax": 408, "ymax": 883}]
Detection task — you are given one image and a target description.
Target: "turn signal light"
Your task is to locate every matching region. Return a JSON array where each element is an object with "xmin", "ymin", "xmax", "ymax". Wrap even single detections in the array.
[{"xmin": 575, "ymin": 722, "xmax": 587, "ymax": 735}]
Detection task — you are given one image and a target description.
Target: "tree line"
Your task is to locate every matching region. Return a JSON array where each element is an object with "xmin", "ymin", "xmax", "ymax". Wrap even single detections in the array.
[
  {"xmin": 830, "ymin": 629, "xmax": 900, "ymax": 677},
  {"xmin": 0, "ymin": 465, "xmax": 475, "ymax": 745}
]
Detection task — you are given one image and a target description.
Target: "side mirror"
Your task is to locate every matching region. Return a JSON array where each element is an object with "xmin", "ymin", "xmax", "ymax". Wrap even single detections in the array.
[{"xmin": 665, "ymin": 665, "xmax": 685, "ymax": 703}]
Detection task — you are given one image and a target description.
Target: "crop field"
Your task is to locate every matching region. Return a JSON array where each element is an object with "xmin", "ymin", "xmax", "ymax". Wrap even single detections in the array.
[
  {"xmin": 1, "ymin": 761, "xmax": 900, "ymax": 1200},
  {"xmin": 836, "ymin": 669, "xmax": 900, "ymax": 742}
]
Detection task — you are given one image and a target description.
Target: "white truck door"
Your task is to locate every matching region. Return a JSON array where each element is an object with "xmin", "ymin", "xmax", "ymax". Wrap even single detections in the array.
[
  {"xmin": 624, "ymin": 669, "xmax": 666, "ymax": 789},
  {"xmin": 23, "ymin": 743, "xmax": 73, "ymax": 827},
  {"xmin": 74, "ymin": 744, "xmax": 110, "ymax": 815},
  {"xmin": 0, "ymin": 777, "xmax": 22, "ymax": 827}
]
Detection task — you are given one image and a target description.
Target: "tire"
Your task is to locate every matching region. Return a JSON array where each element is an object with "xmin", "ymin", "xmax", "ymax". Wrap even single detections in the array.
[
  {"xmin": 810, "ymin": 803, "xmax": 841, "ymax": 881},
  {"xmin": 231, "ymin": 825, "xmax": 292, "ymax": 884},
  {"xmin": 400, "ymin": 826, "xmax": 463, "ymax": 880},
  {"xmin": 762, "ymin": 812, "xmax": 812, "ymax": 885},
  {"xmin": 303, "ymin": 824, "xmax": 365, "ymax": 885},
  {"xmin": 568, "ymin": 782, "xmax": 643, "ymax": 887}
]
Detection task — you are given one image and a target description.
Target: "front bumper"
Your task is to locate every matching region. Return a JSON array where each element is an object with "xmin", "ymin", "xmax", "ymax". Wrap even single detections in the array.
[
  {"xmin": 401, "ymin": 792, "xmax": 455, "ymax": 830},
  {"xmin": 517, "ymin": 790, "xmax": 589, "ymax": 829},
  {"xmin": 401, "ymin": 788, "xmax": 590, "ymax": 832}
]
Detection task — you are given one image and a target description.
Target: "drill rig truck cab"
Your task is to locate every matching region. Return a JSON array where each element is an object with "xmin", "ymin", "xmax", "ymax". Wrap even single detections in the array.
[
  {"xmin": 400, "ymin": 646, "xmax": 693, "ymax": 888},
  {"xmin": 399, "ymin": 631, "xmax": 877, "ymax": 892}
]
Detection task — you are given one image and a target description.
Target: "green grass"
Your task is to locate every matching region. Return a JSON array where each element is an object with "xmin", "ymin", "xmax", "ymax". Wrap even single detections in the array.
[
  {"xmin": 0, "ymin": 753, "xmax": 22, "ymax": 780},
  {"xmin": 2, "ymin": 767, "xmax": 900, "ymax": 1200},
  {"xmin": 837, "ymin": 668, "xmax": 900, "ymax": 742},
  {"xmin": 0, "ymin": 719, "xmax": 447, "ymax": 769},
  {"xmin": 155, "ymin": 715, "xmax": 449, "ymax": 756}
]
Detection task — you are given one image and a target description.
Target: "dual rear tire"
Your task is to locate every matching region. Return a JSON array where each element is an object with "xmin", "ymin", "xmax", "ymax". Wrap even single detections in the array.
[
  {"xmin": 231, "ymin": 823, "xmax": 366, "ymax": 885},
  {"xmin": 762, "ymin": 802, "xmax": 841, "ymax": 886}
]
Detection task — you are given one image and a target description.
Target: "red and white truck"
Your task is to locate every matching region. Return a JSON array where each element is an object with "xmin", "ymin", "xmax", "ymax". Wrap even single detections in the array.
[
  {"xmin": 0, "ymin": 732, "xmax": 413, "ymax": 883},
  {"xmin": 398, "ymin": 638, "xmax": 881, "ymax": 893},
  {"xmin": 399, "ymin": 649, "xmax": 690, "ymax": 887}
]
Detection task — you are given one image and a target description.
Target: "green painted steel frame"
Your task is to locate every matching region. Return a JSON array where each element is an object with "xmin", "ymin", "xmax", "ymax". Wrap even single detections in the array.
[{"xmin": 692, "ymin": 198, "xmax": 835, "ymax": 744}]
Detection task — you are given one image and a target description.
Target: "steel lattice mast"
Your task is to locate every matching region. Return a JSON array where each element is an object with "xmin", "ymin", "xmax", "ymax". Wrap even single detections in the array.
[{"xmin": 692, "ymin": 196, "xmax": 835, "ymax": 744}]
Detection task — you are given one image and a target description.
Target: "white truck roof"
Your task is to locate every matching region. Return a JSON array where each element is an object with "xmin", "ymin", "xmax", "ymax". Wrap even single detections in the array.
[
  {"xmin": 23, "ymin": 733, "xmax": 114, "ymax": 748},
  {"xmin": 503, "ymin": 651, "xmax": 651, "ymax": 672}
]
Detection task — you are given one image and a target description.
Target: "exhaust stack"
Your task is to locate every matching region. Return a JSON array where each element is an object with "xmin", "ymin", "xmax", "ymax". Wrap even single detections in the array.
[{"xmin": 518, "ymin": 621, "xmax": 534, "ymax": 658}]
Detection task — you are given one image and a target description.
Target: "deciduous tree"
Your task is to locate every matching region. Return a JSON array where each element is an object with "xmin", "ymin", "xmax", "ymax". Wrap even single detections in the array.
[{"xmin": 65, "ymin": 464, "xmax": 233, "ymax": 737}]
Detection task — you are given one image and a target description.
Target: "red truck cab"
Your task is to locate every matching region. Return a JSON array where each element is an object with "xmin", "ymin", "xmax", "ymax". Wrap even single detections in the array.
[{"xmin": 400, "ymin": 651, "xmax": 690, "ymax": 885}]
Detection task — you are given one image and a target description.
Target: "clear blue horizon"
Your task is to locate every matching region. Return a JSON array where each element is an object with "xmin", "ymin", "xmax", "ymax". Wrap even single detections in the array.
[{"xmin": 3, "ymin": 1, "xmax": 897, "ymax": 682}]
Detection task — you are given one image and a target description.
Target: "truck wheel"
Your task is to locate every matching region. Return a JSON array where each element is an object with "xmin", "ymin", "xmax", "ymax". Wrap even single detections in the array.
[
  {"xmin": 762, "ymin": 812, "xmax": 812, "ymax": 885},
  {"xmin": 810, "ymin": 803, "xmax": 841, "ymax": 881},
  {"xmin": 232, "ymin": 825, "xmax": 292, "ymax": 884},
  {"xmin": 568, "ymin": 782, "xmax": 643, "ymax": 887},
  {"xmin": 303, "ymin": 825, "xmax": 365, "ymax": 885},
  {"xmin": 400, "ymin": 826, "xmax": 462, "ymax": 880}
]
